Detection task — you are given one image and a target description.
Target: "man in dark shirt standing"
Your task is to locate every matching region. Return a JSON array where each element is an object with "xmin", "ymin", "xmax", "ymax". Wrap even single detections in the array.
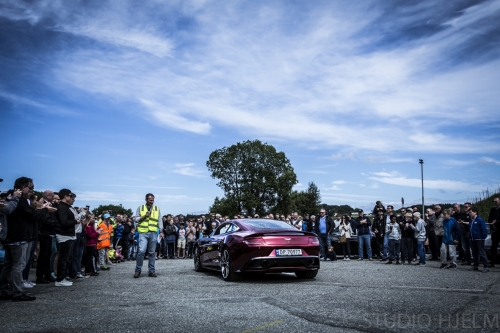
[
  {"xmin": 355, "ymin": 209, "xmax": 373, "ymax": 261},
  {"xmin": 54, "ymin": 189, "xmax": 77, "ymax": 287}
]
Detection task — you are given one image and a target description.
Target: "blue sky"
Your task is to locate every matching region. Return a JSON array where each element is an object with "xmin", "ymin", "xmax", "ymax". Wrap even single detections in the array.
[{"xmin": 1, "ymin": 0, "xmax": 499, "ymax": 215}]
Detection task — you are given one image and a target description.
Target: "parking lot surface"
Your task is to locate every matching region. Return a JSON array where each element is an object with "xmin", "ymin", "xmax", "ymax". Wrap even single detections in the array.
[{"xmin": 1, "ymin": 258, "xmax": 500, "ymax": 333}]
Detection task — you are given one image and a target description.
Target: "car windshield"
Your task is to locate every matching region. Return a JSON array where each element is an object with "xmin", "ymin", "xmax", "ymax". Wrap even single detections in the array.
[{"xmin": 243, "ymin": 220, "xmax": 296, "ymax": 230}]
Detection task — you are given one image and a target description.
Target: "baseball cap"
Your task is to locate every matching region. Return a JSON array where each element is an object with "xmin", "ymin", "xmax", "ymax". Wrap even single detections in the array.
[{"xmin": 103, "ymin": 213, "xmax": 110, "ymax": 219}]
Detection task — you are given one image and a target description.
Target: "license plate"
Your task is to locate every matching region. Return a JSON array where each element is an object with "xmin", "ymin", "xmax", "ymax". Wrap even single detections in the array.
[{"xmin": 276, "ymin": 249, "xmax": 302, "ymax": 256}]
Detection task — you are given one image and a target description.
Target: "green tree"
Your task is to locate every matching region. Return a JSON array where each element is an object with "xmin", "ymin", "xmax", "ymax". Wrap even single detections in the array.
[
  {"xmin": 209, "ymin": 196, "xmax": 239, "ymax": 217},
  {"xmin": 207, "ymin": 140, "xmax": 298, "ymax": 216},
  {"xmin": 289, "ymin": 182, "xmax": 321, "ymax": 215},
  {"xmin": 91, "ymin": 204, "xmax": 133, "ymax": 217}
]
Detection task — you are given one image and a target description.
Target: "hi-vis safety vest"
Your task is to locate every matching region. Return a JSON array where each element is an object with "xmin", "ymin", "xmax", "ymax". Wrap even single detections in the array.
[
  {"xmin": 138, "ymin": 205, "xmax": 159, "ymax": 233},
  {"xmin": 97, "ymin": 222, "xmax": 112, "ymax": 250}
]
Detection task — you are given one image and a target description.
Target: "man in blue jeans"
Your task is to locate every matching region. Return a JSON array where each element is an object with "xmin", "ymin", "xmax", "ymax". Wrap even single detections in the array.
[
  {"xmin": 313, "ymin": 209, "xmax": 334, "ymax": 260},
  {"xmin": 355, "ymin": 209, "xmax": 372, "ymax": 260},
  {"xmin": 134, "ymin": 193, "xmax": 161, "ymax": 278},
  {"xmin": 380, "ymin": 205, "xmax": 394, "ymax": 261}
]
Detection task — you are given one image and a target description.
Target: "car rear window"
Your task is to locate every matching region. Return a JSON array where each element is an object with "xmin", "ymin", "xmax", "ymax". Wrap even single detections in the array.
[{"xmin": 244, "ymin": 220, "xmax": 296, "ymax": 230}]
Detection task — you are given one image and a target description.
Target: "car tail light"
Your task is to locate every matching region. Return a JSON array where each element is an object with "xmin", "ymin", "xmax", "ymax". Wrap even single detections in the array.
[
  {"xmin": 243, "ymin": 237, "xmax": 266, "ymax": 245},
  {"xmin": 309, "ymin": 237, "xmax": 319, "ymax": 245}
]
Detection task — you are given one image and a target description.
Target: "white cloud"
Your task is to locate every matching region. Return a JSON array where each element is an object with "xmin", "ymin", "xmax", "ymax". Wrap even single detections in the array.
[
  {"xmin": 479, "ymin": 157, "xmax": 500, "ymax": 165},
  {"xmin": 327, "ymin": 153, "xmax": 357, "ymax": 161},
  {"xmin": 368, "ymin": 171, "xmax": 484, "ymax": 192},
  {"xmin": 59, "ymin": 25, "xmax": 174, "ymax": 58},
  {"xmin": 173, "ymin": 163, "xmax": 206, "ymax": 178},
  {"xmin": 331, "ymin": 180, "xmax": 347, "ymax": 185}
]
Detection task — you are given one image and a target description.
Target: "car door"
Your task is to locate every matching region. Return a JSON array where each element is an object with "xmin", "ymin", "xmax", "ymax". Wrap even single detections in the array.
[{"xmin": 200, "ymin": 223, "xmax": 231, "ymax": 268}]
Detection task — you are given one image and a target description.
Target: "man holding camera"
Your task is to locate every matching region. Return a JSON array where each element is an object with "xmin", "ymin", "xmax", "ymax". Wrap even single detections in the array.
[{"xmin": 134, "ymin": 193, "xmax": 160, "ymax": 278}]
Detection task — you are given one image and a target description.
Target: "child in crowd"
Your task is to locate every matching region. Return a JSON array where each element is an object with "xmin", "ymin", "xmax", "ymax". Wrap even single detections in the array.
[
  {"xmin": 114, "ymin": 221, "xmax": 123, "ymax": 249},
  {"xmin": 128, "ymin": 227, "xmax": 138, "ymax": 260},
  {"xmin": 326, "ymin": 245, "xmax": 337, "ymax": 261},
  {"xmin": 164, "ymin": 218, "xmax": 177, "ymax": 259},
  {"xmin": 385, "ymin": 215, "xmax": 401, "ymax": 265},
  {"xmin": 440, "ymin": 209, "xmax": 461, "ymax": 269},
  {"xmin": 177, "ymin": 223, "xmax": 186, "ymax": 259}
]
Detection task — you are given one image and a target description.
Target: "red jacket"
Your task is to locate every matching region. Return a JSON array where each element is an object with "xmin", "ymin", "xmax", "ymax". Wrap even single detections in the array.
[{"xmin": 85, "ymin": 224, "xmax": 99, "ymax": 247}]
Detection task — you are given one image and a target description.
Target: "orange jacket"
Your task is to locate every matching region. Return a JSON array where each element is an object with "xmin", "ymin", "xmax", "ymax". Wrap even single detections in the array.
[{"xmin": 97, "ymin": 222, "xmax": 113, "ymax": 250}]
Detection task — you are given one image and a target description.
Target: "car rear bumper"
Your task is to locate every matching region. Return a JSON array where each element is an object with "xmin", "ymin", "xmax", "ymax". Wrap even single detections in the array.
[{"xmin": 237, "ymin": 255, "xmax": 320, "ymax": 273}]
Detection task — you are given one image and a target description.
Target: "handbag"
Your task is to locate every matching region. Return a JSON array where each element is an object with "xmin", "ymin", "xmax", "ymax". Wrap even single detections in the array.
[{"xmin": 338, "ymin": 234, "xmax": 347, "ymax": 244}]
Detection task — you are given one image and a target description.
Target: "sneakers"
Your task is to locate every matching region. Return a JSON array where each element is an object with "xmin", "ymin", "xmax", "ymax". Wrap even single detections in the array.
[
  {"xmin": 12, "ymin": 293, "xmax": 36, "ymax": 302},
  {"xmin": 368, "ymin": 258, "xmax": 373, "ymax": 261},
  {"xmin": 447, "ymin": 263, "xmax": 457, "ymax": 269},
  {"xmin": 23, "ymin": 281, "xmax": 33, "ymax": 289},
  {"xmin": 345, "ymin": 258, "xmax": 350, "ymax": 261},
  {"xmin": 36, "ymin": 278, "xmax": 51, "ymax": 284},
  {"xmin": 419, "ymin": 263, "xmax": 426, "ymax": 266},
  {"xmin": 385, "ymin": 261, "xmax": 393, "ymax": 265},
  {"xmin": 148, "ymin": 272, "xmax": 157, "ymax": 278},
  {"xmin": 134, "ymin": 271, "xmax": 141, "ymax": 278},
  {"xmin": 100, "ymin": 266, "xmax": 110, "ymax": 271},
  {"xmin": 395, "ymin": 261, "xmax": 401, "ymax": 265},
  {"xmin": 51, "ymin": 272, "xmax": 57, "ymax": 280},
  {"xmin": 482, "ymin": 268, "xmax": 490, "ymax": 273},
  {"xmin": 76, "ymin": 273, "xmax": 89, "ymax": 279},
  {"xmin": 380, "ymin": 258, "xmax": 387, "ymax": 262},
  {"xmin": 55, "ymin": 279, "xmax": 73, "ymax": 287},
  {"xmin": 89, "ymin": 272, "xmax": 99, "ymax": 276},
  {"xmin": 357, "ymin": 258, "xmax": 363, "ymax": 261}
]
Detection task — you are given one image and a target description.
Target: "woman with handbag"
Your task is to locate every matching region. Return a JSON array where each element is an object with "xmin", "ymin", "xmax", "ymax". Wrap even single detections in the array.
[{"xmin": 339, "ymin": 215, "xmax": 353, "ymax": 260}]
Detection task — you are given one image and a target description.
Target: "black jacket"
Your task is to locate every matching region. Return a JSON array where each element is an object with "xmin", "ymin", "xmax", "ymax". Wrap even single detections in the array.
[
  {"xmin": 38, "ymin": 208, "xmax": 57, "ymax": 236},
  {"xmin": 54, "ymin": 202, "xmax": 77, "ymax": 237},
  {"xmin": 354, "ymin": 215, "xmax": 372, "ymax": 235},
  {"xmin": 372, "ymin": 215, "xmax": 386, "ymax": 237},
  {"xmin": 489, "ymin": 206, "xmax": 500, "ymax": 234},
  {"xmin": 3, "ymin": 197, "xmax": 48, "ymax": 243},
  {"xmin": 314, "ymin": 215, "xmax": 334, "ymax": 234}
]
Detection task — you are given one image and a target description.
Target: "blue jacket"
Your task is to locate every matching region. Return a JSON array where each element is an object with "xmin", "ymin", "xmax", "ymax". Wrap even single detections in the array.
[
  {"xmin": 114, "ymin": 224, "xmax": 123, "ymax": 239},
  {"xmin": 469, "ymin": 215, "xmax": 487, "ymax": 241},
  {"xmin": 442, "ymin": 217, "xmax": 461, "ymax": 245}
]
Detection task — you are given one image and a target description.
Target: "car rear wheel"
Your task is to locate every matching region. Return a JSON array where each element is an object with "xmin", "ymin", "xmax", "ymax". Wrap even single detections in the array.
[
  {"xmin": 220, "ymin": 248, "xmax": 242, "ymax": 281},
  {"xmin": 193, "ymin": 246, "xmax": 204, "ymax": 272},
  {"xmin": 295, "ymin": 270, "xmax": 318, "ymax": 279}
]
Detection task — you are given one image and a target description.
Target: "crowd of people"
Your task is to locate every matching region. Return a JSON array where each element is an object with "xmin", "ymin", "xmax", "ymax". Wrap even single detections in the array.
[{"xmin": 1, "ymin": 176, "xmax": 498, "ymax": 302}]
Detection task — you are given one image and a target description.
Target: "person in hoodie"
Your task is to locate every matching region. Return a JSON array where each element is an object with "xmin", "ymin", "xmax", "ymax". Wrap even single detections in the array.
[
  {"xmin": 468, "ymin": 207, "xmax": 489, "ymax": 273},
  {"xmin": 440, "ymin": 209, "xmax": 461, "ymax": 269},
  {"xmin": 411, "ymin": 212, "xmax": 427, "ymax": 266}
]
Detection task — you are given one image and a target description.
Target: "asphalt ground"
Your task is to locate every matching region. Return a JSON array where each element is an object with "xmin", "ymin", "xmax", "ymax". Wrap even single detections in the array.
[{"xmin": 1, "ymin": 256, "xmax": 500, "ymax": 333}]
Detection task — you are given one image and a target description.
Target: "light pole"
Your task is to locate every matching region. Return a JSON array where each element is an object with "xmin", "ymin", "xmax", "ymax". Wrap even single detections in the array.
[{"xmin": 419, "ymin": 159, "xmax": 424, "ymax": 215}]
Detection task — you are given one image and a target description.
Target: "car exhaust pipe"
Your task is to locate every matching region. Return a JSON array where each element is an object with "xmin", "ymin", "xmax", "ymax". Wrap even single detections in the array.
[{"xmin": 261, "ymin": 260, "xmax": 269, "ymax": 268}]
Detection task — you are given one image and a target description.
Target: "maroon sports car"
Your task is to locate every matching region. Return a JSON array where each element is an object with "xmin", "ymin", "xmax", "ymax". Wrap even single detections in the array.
[{"xmin": 193, "ymin": 219, "xmax": 320, "ymax": 281}]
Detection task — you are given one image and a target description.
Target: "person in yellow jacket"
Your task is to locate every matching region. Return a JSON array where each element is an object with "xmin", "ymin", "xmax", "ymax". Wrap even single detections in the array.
[
  {"xmin": 134, "ymin": 193, "xmax": 160, "ymax": 278},
  {"xmin": 97, "ymin": 213, "xmax": 113, "ymax": 270}
]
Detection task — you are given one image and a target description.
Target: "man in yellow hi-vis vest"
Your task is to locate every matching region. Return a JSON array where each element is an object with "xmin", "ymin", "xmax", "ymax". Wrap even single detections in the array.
[{"xmin": 134, "ymin": 193, "xmax": 160, "ymax": 278}]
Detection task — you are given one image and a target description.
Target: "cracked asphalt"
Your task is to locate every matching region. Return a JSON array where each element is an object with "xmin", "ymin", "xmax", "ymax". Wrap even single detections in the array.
[{"xmin": 1, "ymin": 258, "xmax": 499, "ymax": 333}]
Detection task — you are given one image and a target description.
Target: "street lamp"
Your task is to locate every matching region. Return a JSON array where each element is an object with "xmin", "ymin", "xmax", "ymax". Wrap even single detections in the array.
[{"xmin": 419, "ymin": 159, "xmax": 424, "ymax": 215}]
